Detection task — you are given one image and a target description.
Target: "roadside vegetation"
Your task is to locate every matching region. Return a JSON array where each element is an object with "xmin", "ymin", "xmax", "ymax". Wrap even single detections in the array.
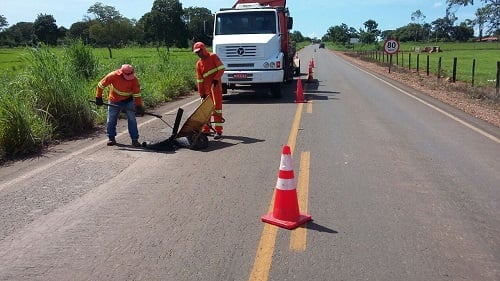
[
  {"xmin": 322, "ymin": 41, "xmax": 499, "ymax": 88},
  {"xmin": 0, "ymin": 41, "xmax": 197, "ymax": 161}
]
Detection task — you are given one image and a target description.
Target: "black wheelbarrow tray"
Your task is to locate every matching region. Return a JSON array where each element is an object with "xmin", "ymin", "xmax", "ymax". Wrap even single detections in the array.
[{"xmin": 143, "ymin": 97, "xmax": 214, "ymax": 151}]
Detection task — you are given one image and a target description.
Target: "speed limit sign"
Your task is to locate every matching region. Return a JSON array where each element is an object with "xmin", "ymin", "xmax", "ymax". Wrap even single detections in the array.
[{"xmin": 384, "ymin": 39, "xmax": 400, "ymax": 54}]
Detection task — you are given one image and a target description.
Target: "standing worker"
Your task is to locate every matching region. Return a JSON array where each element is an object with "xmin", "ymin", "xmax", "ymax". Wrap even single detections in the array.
[
  {"xmin": 193, "ymin": 42, "xmax": 225, "ymax": 139},
  {"xmin": 95, "ymin": 64, "xmax": 145, "ymax": 147}
]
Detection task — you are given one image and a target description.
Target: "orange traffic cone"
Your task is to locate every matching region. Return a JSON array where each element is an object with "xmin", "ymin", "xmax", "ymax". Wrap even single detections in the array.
[
  {"xmin": 311, "ymin": 58, "xmax": 315, "ymax": 68},
  {"xmin": 261, "ymin": 145, "xmax": 312, "ymax": 230},
  {"xmin": 294, "ymin": 78, "xmax": 306, "ymax": 103},
  {"xmin": 307, "ymin": 65, "xmax": 314, "ymax": 83}
]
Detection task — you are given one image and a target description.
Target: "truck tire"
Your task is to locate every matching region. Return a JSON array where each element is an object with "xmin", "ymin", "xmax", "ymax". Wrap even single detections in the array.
[{"xmin": 271, "ymin": 83, "xmax": 283, "ymax": 98}]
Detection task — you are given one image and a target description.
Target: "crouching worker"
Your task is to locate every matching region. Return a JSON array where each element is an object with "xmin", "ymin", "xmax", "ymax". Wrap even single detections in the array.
[{"xmin": 95, "ymin": 64, "xmax": 145, "ymax": 147}]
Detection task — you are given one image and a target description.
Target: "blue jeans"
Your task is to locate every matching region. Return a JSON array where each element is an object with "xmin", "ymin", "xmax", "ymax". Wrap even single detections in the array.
[{"xmin": 107, "ymin": 100, "xmax": 139, "ymax": 141}]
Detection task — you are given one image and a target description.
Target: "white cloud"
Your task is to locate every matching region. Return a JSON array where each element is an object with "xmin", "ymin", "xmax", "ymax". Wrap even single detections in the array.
[{"xmin": 433, "ymin": 2, "xmax": 443, "ymax": 8}]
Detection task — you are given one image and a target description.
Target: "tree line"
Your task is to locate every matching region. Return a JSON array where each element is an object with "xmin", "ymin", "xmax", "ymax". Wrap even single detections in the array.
[
  {"xmin": 323, "ymin": 0, "xmax": 498, "ymax": 45},
  {"xmin": 0, "ymin": 0, "xmax": 498, "ymax": 50},
  {"xmin": 0, "ymin": 0, "xmax": 213, "ymax": 51}
]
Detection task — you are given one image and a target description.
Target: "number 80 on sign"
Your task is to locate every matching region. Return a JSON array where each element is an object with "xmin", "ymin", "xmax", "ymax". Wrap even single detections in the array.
[{"xmin": 384, "ymin": 39, "xmax": 400, "ymax": 54}]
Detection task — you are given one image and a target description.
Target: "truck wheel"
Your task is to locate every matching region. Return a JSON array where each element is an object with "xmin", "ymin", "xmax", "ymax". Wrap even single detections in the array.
[{"xmin": 271, "ymin": 83, "xmax": 282, "ymax": 98}]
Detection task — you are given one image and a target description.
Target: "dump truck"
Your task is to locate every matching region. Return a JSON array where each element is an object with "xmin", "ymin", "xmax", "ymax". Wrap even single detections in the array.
[{"xmin": 213, "ymin": 0, "xmax": 300, "ymax": 98}]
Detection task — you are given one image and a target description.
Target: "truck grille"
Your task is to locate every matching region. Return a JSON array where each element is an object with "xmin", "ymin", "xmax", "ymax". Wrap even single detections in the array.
[{"xmin": 223, "ymin": 45, "xmax": 261, "ymax": 58}]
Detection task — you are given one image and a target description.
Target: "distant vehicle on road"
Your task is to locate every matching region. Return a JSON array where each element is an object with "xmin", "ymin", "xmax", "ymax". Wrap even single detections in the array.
[{"xmin": 319, "ymin": 42, "xmax": 325, "ymax": 48}]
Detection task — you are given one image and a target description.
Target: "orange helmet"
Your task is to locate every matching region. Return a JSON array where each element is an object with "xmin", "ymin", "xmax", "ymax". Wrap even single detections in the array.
[{"xmin": 193, "ymin": 42, "xmax": 206, "ymax": 53}]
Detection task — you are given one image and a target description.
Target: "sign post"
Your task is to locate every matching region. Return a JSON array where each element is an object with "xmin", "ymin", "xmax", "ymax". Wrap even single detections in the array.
[{"xmin": 384, "ymin": 39, "xmax": 400, "ymax": 73}]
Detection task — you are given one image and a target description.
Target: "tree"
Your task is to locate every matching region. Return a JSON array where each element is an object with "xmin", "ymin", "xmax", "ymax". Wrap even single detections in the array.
[
  {"xmin": 86, "ymin": 3, "xmax": 138, "ymax": 57},
  {"xmin": 432, "ymin": 15, "xmax": 457, "ymax": 41},
  {"xmin": 360, "ymin": 19, "xmax": 380, "ymax": 44},
  {"xmin": 324, "ymin": 23, "xmax": 351, "ymax": 44},
  {"xmin": 392, "ymin": 23, "xmax": 428, "ymax": 42},
  {"xmin": 34, "ymin": 14, "xmax": 58, "ymax": 45},
  {"xmin": 69, "ymin": 21, "xmax": 92, "ymax": 43},
  {"xmin": 447, "ymin": 0, "xmax": 500, "ymax": 35},
  {"xmin": 143, "ymin": 0, "xmax": 188, "ymax": 48},
  {"xmin": 0, "ymin": 15, "xmax": 8, "ymax": 31},
  {"xmin": 87, "ymin": 2, "xmax": 123, "ymax": 24},
  {"xmin": 183, "ymin": 7, "xmax": 213, "ymax": 44},
  {"xmin": 452, "ymin": 22, "xmax": 474, "ymax": 41},
  {"xmin": 0, "ymin": 22, "xmax": 35, "ymax": 46},
  {"xmin": 411, "ymin": 9, "xmax": 426, "ymax": 24},
  {"xmin": 290, "ymin": 30, "xmax": 305, "ymax": 42},
  {"xmin": 411, "ymin": 9, "xmax": 427, "ymax": 41}
]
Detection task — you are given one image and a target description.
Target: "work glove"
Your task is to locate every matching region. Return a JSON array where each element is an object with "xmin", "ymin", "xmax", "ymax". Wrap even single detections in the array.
[
  {"xmin": 135, "ymin": 105, "xmax": 145, "ymax": 116},
  {"xmin": 212, "ymin": 80, "xmax": 219, "ymax": 87},
  {"xmin": 95, "ymin": 97, "xmax": 103, "ymax": 106}
]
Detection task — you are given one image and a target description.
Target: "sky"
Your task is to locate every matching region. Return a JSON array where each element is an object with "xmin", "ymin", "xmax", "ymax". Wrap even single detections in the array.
[{"xmin": 0, "ymin": 0, "xmax": 484, "ymax": 38}]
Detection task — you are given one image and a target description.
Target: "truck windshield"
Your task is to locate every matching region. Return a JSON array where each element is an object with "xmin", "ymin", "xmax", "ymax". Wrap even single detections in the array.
[{"xmin": 215, "ymin": 11, "xmax": 276, "ymax": 35}]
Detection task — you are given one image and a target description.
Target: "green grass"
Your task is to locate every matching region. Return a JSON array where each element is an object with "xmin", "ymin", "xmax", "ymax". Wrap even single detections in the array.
[
  {"xmin": 0, "ymin": 44, "xmax": 198, "ymax": 160},
  {"xmin": 324, "ymin": 41, "xmax": 499, "ymax": 87}
]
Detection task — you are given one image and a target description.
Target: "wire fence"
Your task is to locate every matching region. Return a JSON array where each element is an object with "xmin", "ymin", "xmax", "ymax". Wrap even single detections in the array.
[{"xmin": 352, "ymin": 50, "xmax": 500, "ymax": 100}]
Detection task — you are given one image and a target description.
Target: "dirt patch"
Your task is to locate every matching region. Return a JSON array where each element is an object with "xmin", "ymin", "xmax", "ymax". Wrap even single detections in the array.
[{"xmin": 335, "ymin": 51, "xmax": 500, "ymax": 128}]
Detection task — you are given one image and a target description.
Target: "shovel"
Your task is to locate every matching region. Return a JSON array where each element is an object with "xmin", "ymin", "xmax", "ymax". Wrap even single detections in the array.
[{"xmin": 89, "ymin": 100, "xmax": 172, "ymax": 128}]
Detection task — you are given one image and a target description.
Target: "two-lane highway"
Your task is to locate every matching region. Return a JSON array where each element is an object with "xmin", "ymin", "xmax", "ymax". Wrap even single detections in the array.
[{"xmin": 0, "ymin": 44, "xmax": 498, "ymax": 281}]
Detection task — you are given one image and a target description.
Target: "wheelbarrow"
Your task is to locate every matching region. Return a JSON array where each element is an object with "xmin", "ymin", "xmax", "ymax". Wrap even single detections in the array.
[
  {"xmin": 90, "ymin": 98, "xmax": 215, "ymax": 151},
  {"xmin": 142, "ymin": 97, "xmax": 215, "ymax": 151}
]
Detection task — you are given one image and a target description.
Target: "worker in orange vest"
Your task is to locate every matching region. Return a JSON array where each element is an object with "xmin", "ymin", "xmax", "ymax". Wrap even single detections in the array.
[
  {"xmin": 193, "ymin": 42, "xmax": 225, "ymax": 139},
  {"xmin": 95, "ymin": 64, "xmax": 144, "ymax": 147}
]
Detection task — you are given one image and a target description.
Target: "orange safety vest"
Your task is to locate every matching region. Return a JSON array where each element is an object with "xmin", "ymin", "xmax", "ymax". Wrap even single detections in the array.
[
  {"xmin": 196, "ymin": 53, "xmax": 225, "ymax": 95},
  {"xmin": 96, "ymin": 70, "xmax": 142, "ymax": 106}
]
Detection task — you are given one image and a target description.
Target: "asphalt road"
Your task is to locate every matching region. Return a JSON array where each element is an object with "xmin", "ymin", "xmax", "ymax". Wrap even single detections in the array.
[{"xmin": 0, "ymin": 44, "xmax": 499, "ymax": 281}]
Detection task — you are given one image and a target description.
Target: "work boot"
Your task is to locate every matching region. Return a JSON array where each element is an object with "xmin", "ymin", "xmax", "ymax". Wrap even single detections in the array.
[
  {"xmin": 107, "ymin": 138, "xmax": 117, "ymax": 146},
  {"xmin": 214, "ymin": 132, "xmax": 222, "ymax": 140},
  {"xmin": 132, "ymin": 139, "xmax": 141, "ymax": 147}
]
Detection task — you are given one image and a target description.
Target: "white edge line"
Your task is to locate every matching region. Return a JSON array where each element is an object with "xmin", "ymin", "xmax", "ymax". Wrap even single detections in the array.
[
  {"xmin": 346, "ymin": 60, "xmax": 500, "ymax": 144},
  {"xmin": 0, "ymin": 98, "xmax": 202, "ymax": 192}
]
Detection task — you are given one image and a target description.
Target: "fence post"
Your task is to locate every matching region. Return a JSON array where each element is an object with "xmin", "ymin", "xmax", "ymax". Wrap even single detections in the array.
[
  {"xmin": 389, "ymin": 54, "xmax": 392, "ymax": 73},
  {"xmin": 417, "ymin": 54, "xmax": 420, "ymax": 73},
  {"xmin": 426, "ymin": 55, "xmax": 430, "ymax": 76},
  {"xmin": 452, "ymin": 57, "xmax": 457, "ymax": 83},
  {"xmin": 496, "ymin": 61, "xmax": 499, "ymax": 99},
  {"xmin": 437, "ymin": 57, "xmax": 442, "ymax": 81},
  {"xmin": 409, "ymin": 53, "xmax": 412, "ymax": 71},
  {"xmin": 471, "ymin": 59, "xmax": 476, "ymax": 87}
]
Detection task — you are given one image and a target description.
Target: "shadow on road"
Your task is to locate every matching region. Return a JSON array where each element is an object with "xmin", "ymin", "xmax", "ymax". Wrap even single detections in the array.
[
  {"xmin": 201, "ymin": 135, "xmax": 266, "ymax": 152},
  {"xmin": 304, "ymin": 221, "xmax": 339, "ymax": 234}
]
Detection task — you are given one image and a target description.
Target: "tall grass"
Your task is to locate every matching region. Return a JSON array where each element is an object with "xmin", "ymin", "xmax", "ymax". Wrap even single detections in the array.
[
  {"xmin": 24, "ymin": 46, "xmax": 95, "ymax": 137},
  {"xmin": 0, "ymin": 81, "xmax": 52, "ymax": 158},
  {"xmin": 0, "ymin": 44, "xmax": 198, "ymax": 161}
]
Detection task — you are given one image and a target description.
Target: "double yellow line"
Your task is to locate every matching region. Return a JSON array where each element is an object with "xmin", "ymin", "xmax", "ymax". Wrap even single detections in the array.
[{"xmin": 248, "ymin": 101, "xmax": 313, "ymax": 281}]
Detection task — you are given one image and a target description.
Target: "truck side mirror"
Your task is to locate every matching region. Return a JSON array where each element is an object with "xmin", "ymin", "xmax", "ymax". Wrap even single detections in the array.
[{"xmin": 287, "ymin": 17, "xmax": 293, "ymax": 30}]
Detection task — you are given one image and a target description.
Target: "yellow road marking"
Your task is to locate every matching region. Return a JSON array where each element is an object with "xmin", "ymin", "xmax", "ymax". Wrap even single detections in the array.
[
  {"xmin": 307, "ymin": 100, "xmax": 313, "ymax": 113},
  {"xmin": 248, "ymin": 223, "xmax": 278, "ymax": 281},
  {"xmin": 248, "ymin": 102, "xmax": 304, "ymax": 281},
  {"xmin": 287, "ymin": 102, "xmax": 304, "ymax": 153},
  {"xmin": 290, "ymin": 151, "xmax": 310, "ymax": 251}
]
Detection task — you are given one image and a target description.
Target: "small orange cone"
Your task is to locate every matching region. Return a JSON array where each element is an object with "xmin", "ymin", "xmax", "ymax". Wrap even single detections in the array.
[
  {"xmin": 261, "ymin": 145, "xmax": 312, "ymax": 230},
  {"xmin": 311, "ymin": 58, "xmax": 315, "ymax": 68},
  {"xmin": 307, "ymin": 65, "xmax": 314, "ymax": 83},
  {"xmin": 294, "ymin": 78, "xmax": 306, "ymax": 103}
]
